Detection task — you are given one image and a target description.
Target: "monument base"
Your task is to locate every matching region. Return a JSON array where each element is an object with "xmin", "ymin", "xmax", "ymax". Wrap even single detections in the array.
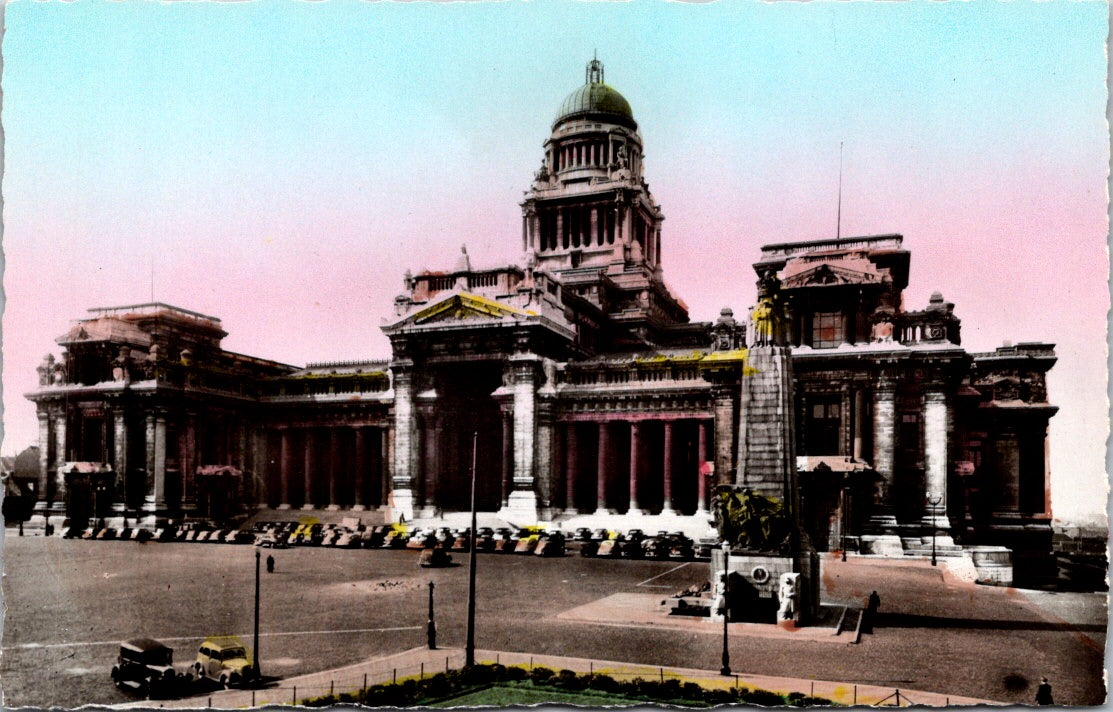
[{"xmin": 498, "ymin": 490, "xmax": 539, "ymax": 526}]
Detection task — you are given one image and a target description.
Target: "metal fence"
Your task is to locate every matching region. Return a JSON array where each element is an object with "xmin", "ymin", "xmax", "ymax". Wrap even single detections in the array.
[{"xmin": 187, "ymin": 651, "xmax": 961, "ymax": 708}]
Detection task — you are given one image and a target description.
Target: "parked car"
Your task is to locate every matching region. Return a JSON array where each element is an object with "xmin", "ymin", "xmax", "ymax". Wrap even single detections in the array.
[
  {"xmin": 492, "ymin": 528, "xmax": 517, "ymax": 553},
  {"xmin": 514, "ymin": 532, "xmax": 540, "ymax": 554},
  {"xmin": 535, "ymin": 531, "xmax": 566, "ymax": 557},
  {"xmin": 111, "ymin": 638, "xmax": 181, "ymax": 697},
  {"xmin": 596, "ymin": 535, "xmax": 623, "ymax": 558},
  {"xmin": 192, "ymin": 636, "xmax": 256, "ymax": 688},
  {"xmin": 666, "ymin": 532, "xmax": 695, "ymax": 560},
  {"xmin": 256, "ymin": 534, "xmax": 290, "ymax": 549},
  {"xmin": 418, "ymin": 548, "xmax": 453, "ymax": 568}
]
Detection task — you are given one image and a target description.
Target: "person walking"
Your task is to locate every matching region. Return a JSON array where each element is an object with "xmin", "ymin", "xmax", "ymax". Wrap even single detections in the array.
[
  {"xmin": 865, "ymin": 590, "xmax": 881, "ymax": 633},
  {"xmin": 1035, "ymin": 677, "xmax": 1053, "ymax": 705},
  {"xmin": 266, "ymin": 554, "xmax": 275, "ymax": 574}
]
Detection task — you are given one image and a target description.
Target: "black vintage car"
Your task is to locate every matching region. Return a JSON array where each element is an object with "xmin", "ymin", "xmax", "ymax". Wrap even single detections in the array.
[{"xmin": 111, "ymin": 638, "xmax": 181, "ymax": 697}]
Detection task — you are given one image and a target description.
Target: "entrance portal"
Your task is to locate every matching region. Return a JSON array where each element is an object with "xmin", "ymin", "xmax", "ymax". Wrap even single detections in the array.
[{"xmin": 428, "ymin": 361, "xmax": 505, "ymax": 512}]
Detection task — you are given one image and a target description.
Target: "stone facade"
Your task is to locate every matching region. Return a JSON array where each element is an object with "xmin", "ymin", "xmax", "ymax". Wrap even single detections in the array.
[{"xmin": 24, "ymin": 59, "xmax": 1057, "ymax": 581}]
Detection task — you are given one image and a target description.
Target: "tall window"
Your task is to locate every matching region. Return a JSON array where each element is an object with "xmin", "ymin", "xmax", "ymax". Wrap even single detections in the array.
[
  {"xmin": 805, "ymin": 397, "xmax": 842, "ymax": 455},
  {"xmin": 811, "ymin": 311, "xmax": 844, "ymax": 348}
]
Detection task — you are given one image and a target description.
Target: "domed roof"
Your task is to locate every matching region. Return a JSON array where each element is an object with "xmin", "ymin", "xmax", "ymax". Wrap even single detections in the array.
[{"xmin": 553, "ymin": 58, "xmax": 636, "ymax": 129}]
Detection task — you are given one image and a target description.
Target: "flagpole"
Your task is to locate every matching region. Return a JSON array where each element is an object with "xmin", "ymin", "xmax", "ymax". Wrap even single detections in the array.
[{"xmin": 465, "ymin": 430, "xmax": 478, "ymax": 667}]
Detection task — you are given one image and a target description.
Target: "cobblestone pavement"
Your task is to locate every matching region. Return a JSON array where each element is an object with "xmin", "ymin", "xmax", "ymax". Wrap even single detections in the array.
[{"xmin": 2, "ymin": 535, "xmax": 1105, "ymax": 707}]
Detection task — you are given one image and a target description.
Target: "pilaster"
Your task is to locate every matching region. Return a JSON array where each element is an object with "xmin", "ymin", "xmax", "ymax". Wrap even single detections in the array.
[
  {"xmin": 352, "ymin": 426, "xmax": 367, "ymax": 511},
  {"xmin": 390, "ymin": 360, "xmax": 416, "ymax": 522},
  {"xmin": 277, "ymin": 426, "xmax": 292, "ymax": 509},
  {"xmin": 922, "ymin": 388, "xmax": 950, "ymax": 529},
  {"xmin": 153, "ymin": 415, "xmax": 167, "ymax": 510},
  {"xmin": 36, "ymin": 412, "xmax": 51, "ymax": 506},
  {"xmin": 499, "ymin": 354, "xmax": 540, "ymax": 521},
  {"xmin": 112, "ymin": 409, "xmax": 128, "ymax": 505}
]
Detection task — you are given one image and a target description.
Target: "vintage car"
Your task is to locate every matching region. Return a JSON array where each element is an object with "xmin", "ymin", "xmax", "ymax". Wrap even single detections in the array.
[
  {"xmin": 450, "ymin": 530, "xmax": 471, "ymax": 551},
  {"xmin": 535, "ymin": 531, "xmax": 566, "ymax": 557},
  {"xmin": 596, "ymin": 535, "xmax": 625, "ymax": 558},
  {"xmin": 381, "ymin": 528, "xmax": 409, "ymax": 549},
  {"xmin": 492, "ymin": 528, "xmax": 518, "ymax": 553},
  {"xmin": 111, "ymin": 638, "xmax": 181, "ymax": 696},
  {"xmin": 666, "ymin": 532, "xmax": 695, "ymax": 560},
  {"xmin": 192, "ymin": 636, "xmax": 256, "ymax": 688},
  {"xmin": 514, "ymin": 532, "xmax": 541, "ymax": 554},
  {"xmin": 256, "ymin": 533, "xmax": 290, "ymax": 549},
  {"xmin": 335, "ymin": 531, "xmax": 360, "ymax": 548},
  {"xmin": 418, "ymin": 548, "xmax": 453, "ymax": 568},
  {"xmin": 406, "ymin": 529, "xmax": 436, "ymax": 549},
  {"xmin": 619, "ymin": 530, "xmax": 648, "ymax": 559}
]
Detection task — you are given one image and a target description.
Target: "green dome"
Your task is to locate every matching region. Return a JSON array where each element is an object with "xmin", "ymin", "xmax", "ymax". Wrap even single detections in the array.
[
  {"xmin": 554, "ymin": 82, "xmax": 635, "ymax": 127},
  {"xmin": 552, "ymin": 58, "xmax": 636, "ymax": 129}
]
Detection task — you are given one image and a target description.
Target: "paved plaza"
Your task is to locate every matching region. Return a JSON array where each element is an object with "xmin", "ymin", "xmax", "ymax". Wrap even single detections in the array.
[{"xmin": 1, "ymin": 535, "xmax": 1106, "ymax": 707}]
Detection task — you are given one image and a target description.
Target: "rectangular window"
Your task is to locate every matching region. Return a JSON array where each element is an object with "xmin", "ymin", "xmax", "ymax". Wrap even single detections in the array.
[
  {"xmin": 805, "ymin": 396, "xmax": 842, "ymax": 455},
  {"xmin": 811, "ymin": 311, "xmax": 844, "ymax": 349}
]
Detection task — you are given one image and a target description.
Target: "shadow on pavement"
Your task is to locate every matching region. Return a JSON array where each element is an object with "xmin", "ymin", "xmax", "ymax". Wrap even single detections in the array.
[{"xmin": 877, "ymin": 612, "xmax": 1105, "ymax": 632}]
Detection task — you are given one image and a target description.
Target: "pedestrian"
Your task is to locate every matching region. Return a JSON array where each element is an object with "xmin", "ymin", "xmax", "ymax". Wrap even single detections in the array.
[
  {"xmin": 865, "ymin": 590, "xmax": 880, "ymax": 633},
  {"xmin": 1035, "ymin": 677, "xmax": 1053, "ymax": 705},
  {"xmin": 266, "ymin": 554, "xmax": 275, "ymax": 574}
]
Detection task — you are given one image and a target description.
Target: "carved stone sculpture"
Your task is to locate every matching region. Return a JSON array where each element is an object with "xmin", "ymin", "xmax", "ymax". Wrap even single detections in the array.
[{"xmin": 777, "ymin": 572, "xmax": 800, "ymax": 621}]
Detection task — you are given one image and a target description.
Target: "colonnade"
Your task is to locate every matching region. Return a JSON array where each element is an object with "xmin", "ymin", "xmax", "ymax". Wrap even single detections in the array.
[
  {"xmin": 559, "ymin": 417, "xmax": 712, "ymax": 516},
  {"xmin": 273, "ymin": 425, "xmax": 390, "ymax": 511}
]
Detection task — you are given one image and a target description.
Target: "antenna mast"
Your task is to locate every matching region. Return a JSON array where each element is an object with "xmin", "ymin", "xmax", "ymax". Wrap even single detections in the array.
[{"xmin": 836, "ymin": 141, "xmax": 844, "ymax": 241}]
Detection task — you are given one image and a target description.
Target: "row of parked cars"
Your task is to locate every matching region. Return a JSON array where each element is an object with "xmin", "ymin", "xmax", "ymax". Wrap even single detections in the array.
[
  {"xmin": 573, "ymin": 528, "xmax": 700, "ymax": 560},
  {"xmin": 111, "ymin": 635, "xmax": 257, "ymax": 698},
  {"xmin": 64, "ymin": 520, "xmax": 709, "ymax": 561}
]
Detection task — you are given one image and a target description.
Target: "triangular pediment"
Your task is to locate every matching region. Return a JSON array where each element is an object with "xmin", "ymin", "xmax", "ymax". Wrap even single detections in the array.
[
  {"xmin": 783, "ymin": 256, "xmax": 882, "ymax": 289},
  {"xmin": 405, "ymin": 292, "xmax": 536, "ymax": 327}
]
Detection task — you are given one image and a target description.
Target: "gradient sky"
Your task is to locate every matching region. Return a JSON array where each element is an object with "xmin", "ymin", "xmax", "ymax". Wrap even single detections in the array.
[{"xmin": 2, "ymin": 1, "xmax": 1108, "ymax": 525}]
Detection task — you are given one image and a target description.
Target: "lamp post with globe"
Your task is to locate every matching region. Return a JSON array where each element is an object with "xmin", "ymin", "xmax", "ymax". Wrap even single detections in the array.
[{"xmin": 926, "ymin": 492, "xmax": 943, "ymax": 566}]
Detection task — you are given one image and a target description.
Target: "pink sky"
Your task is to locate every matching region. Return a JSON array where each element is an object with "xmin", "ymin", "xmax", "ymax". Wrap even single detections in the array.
[{"xmin": 2, "ymin": 1, "xmax": 1108, "ymax": 525}]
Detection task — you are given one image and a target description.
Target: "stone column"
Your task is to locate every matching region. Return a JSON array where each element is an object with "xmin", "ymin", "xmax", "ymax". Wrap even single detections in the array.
[
  {"xmin": 352, "ymin": 426, "xmax": 367, "ymax": 511},
  {"xmin": 277, "ymin": 427, "xmax": 292, "ymax": 509},
  {"xmin": 390, "ymin": 362, "xmax": 416, "ymax": 521},
  {"xmin": 841, "ymin": 388, "xmax": 853, "ymax": 457},
  {"xmin": 661, "ymin": 420, "xmax": 675, "ymax": 515},
  {"xmin": 500, "ymin": 354, "xmax": 540, "ymax": 520},
  {"xmin": 181, "ymin": 415, "xmax": 198, "ymax": 510},
  {"xmin": 501, "ymin": 412, "xmax": 513, "ymax": 506},
  {"xmin": 872, "ymin": 377, "xmax": 898, "ymax": 501},
  {"xmin": 143, "ymin": 414, "xmax": 155, "ymax": 510},
  {"xmin": 536, "ymin": 400, "xmax": 556, "ymax": 520},
  {"xmin": 153, "ymin": 416, "xmax": 167, "ymax": 510},
  {"xmin": 711, "ymin": 386, "xmax": 736, "ymax": 487},
  {"xmin": 423, "ymin": 416, "xmax": 440, "ymax": 511},
  {"xmin": 596, "ymin": 422, "xmax": 610, "ymax": 513},
  {"xmin": 852, "ymin": 389, "xmax": 864, "ymax": 460},
  {"xmin": 37, "ymin": 412, "xmax": 51, "ymax": 505},
  {"xmin": 327, "ymin": 428, "xmax": 341, "ymax": 510},
  {"xmin": 564, "ymin": 423, "xmax": 579, "ymax": 514},
  {"xmin": 697, "ymin": 419, "xmax": 709, "ymax": 514},
  {"xmin": 380, "ymin": 427, "xmax": 391, "ymax": 508},
  {"xmin": 922, "ymin": 388, "xmax": 950, "ymax": 529},
  {"xmin": 302, "ymin": 429, "xmax": 315, "ymax": 509},
  {"xmin": 113, "ymin": 410, "xmax": 128, "ymax": 504},
  {"xmin": 627, "ymin": 421, "xmax": 642, "ymax": 515}
]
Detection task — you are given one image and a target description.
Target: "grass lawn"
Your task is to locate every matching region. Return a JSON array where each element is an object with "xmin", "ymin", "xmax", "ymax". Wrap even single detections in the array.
[{"xmin": 426, "ymin": 682, "xmax": 710, "ymax": 707}]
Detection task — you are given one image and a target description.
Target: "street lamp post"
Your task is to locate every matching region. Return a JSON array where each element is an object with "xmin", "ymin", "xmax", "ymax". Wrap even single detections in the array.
[
  {"xmin": 927, "ymin": 492, "xmax": 942, "ymax": 567},
  {"xmin": 720, "ymin": 542, "xmax": 730, "ymax": 676},
  {"xmin": 465, "ymin": 431, "xmax": 478, "ymax": 667},
  {"xmin": 427, "ymin": 581, "xmax": 437, "ymax": 650},
  {"xmin": 253, "ymin": 548, "xmax": 261, "ymax": 681}
]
